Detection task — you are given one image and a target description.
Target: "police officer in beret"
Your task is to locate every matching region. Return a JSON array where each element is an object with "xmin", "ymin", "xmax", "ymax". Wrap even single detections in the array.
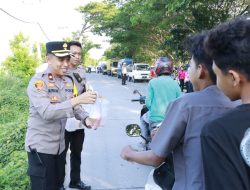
[
  {"xmin": 59, "ymin": 41, "xmax": 91, "ymax": 190},
  {"xmin": 25, "ymin": 41, "xmax": 97, "ymax": 190}
]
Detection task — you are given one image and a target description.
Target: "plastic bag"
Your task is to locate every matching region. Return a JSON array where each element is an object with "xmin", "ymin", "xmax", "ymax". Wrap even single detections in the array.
[{"xmin": 84, "ymin": 97, "xmax": 109, "ymax": 129}]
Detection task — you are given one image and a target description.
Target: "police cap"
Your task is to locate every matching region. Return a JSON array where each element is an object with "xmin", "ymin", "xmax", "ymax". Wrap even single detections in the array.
[{"xmin": 46, "ymin": 41, "xmax": 70, "ymax": 57}]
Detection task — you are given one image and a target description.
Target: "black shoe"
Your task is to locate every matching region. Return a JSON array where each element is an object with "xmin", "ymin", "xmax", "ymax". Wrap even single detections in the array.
[
  {"xmin": 59, "ymin": 187, "xmax": 66, "ymax": 190},
  {"xmin": 69, "ymin": 181, "xmax": 91, "ymax": 190}
]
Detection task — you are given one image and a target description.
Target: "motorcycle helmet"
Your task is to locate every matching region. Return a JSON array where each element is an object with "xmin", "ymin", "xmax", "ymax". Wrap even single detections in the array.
[{"xmin": 154, "ymin": 56, "xmax": 173, "ymax": 76}]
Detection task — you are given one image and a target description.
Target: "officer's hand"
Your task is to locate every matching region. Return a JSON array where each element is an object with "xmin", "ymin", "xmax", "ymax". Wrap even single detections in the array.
[
  {"xmin": 120, "ymin": 145, "xmax": 136, "ymax": 162},
  {"xmin": 84, "ymin": 117, "xmax": 93, "ymax": 129},
  {"xmin": 78, "ymin": 91, "xmax": 97, "ymax": 104},
  {"xmin": 71, "ymin": 91, "xmax": 97, "ymax": 107}
]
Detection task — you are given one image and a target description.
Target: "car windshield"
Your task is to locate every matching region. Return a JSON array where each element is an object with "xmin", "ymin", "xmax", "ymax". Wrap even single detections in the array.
[
  {"xmin": 112, "ymin": 62, "xmax": 118, "ymax": 67},
  {"xmin": 136, "ymin": 65, "xmax": 149, "ymax": 71}
]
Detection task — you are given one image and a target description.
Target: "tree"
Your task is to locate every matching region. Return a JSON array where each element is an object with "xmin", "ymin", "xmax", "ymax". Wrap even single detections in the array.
[
  {"xmin": 2, "ymin": 32, "xmax": 38, "ymax": 80},
  {"xmin": 78, "ymin": 0, "xmax": 249, "ymax": 64}
]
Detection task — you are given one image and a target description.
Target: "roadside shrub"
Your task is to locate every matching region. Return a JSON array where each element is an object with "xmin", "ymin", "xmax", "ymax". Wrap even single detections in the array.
[{"xmin": 0, "ymin": 74, "xmax": 30, "ymax": 189}]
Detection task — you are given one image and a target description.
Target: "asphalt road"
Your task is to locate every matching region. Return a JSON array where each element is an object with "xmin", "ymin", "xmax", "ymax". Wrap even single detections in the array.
[{"xmin": 65, "ymin": 73, "xmax": 152, "ymax": 190}]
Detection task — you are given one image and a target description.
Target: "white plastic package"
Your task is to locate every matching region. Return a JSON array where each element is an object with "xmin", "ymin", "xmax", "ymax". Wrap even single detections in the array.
[{"xmin": 84, "ymin": 97, "xmax": 109, "ymax": 129}]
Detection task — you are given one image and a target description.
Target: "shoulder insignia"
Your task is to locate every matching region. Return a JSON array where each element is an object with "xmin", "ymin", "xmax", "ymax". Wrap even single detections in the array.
[{"xmin": 34, "ymin": 80, "xmax": 44, "ymax": 91}]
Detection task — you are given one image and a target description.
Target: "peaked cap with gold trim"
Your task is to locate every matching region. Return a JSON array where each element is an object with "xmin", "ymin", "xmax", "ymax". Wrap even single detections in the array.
[{"xmin": 46, "ymin": 41, "xmax": 70, "ymax": 57}]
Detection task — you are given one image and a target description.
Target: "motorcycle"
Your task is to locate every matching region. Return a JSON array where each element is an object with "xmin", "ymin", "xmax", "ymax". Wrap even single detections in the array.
[
  {"xmin": 131, "ymin": 90, "xmax": 150, "ymax": 148},
  {"xmin": 125, "ymin": 124, "xmax": 175, "ymax": 190},
  {"xmin": 131, "ymin": 89, "xmax": 162, "ymax": 148}
]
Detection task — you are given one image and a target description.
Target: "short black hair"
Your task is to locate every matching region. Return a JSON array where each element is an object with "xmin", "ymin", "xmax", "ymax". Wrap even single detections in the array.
[
  {"xmin": 185, "ymin": 31, "xmax": 216, "ymax": 84},
  {"xmin": 68, "ymin": 41, "xmax": 82, "ymax": 48},
  {"xmin": 204, "ymin": 16, "xmax": 250, "ymax": 80}
]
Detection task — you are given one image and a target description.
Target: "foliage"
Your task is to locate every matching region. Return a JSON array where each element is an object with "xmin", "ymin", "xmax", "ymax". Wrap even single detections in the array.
[
  {"xmin": 78, "ymin": 0, "xmax": 249, "ymax": 64},
  {"xmin": 0, "ymin": 74, "xmax": 29, "ymax": 189},
  {"xmin": 2, "ymin": 33, "xmax": 38, "ymax": 80}
]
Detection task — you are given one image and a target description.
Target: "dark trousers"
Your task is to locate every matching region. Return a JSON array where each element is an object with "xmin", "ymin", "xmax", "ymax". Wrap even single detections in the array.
[
  {"xmin": 179, "ymin": 79, "xmax": 185, "ymax": 92},
  {"xmin": 59, "ymin": 129, "xmax": 85, "ymax": 186},
  {"xmin": 27, "ymin": 151, "xmax": 64, "ymax": 190},
  {"xmin": 185, "ymin": 81, "xmax": 193, "ymax": 93},
  {"xmin": 122, "ymin": 74, "xmax": 127, "ymax": 85}
]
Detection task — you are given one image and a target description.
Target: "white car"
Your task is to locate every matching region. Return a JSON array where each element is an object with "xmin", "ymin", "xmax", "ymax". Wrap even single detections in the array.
[{"xmin": 128, "ymin": 63, "xmax": 150, "ymax": 82}]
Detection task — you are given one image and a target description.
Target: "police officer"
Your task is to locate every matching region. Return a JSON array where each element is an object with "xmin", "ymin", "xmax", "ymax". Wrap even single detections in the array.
[
  {"xmin": 59, "ymin": 41, "xmax": 91, "ymax": 190},
  {"xmin": 25, "ymin": 41, "xmax": 97, "ymax": 190}
]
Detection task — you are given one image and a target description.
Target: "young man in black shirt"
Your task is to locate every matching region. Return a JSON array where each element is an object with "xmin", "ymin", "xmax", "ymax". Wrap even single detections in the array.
[{"xmin": 201, "ymin": 16, "xmax": 250, "ymax": 190}]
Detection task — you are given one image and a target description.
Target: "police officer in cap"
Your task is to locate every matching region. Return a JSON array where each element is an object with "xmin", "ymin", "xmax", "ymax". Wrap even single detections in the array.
[{"xmin": 25, "ymin": 41, "xmax": 97, "ymax": 190}]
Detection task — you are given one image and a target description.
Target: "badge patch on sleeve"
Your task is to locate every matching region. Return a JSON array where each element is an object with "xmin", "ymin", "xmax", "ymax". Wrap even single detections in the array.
[{"xmin": 34, "ymin": 80, "xmax": 44, "ymax": 91}]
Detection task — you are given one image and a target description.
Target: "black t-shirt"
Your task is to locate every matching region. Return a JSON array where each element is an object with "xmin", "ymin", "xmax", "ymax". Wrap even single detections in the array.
[{"xmin": 201, "ymin": 104, "xmax": 250, "ymax": 190}]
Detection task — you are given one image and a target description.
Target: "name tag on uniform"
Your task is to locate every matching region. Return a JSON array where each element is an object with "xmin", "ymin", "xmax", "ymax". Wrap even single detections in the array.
[
  {"xmin": 65, "ymin": 89, "xmax": 73, "ymax": 93},
  {"xmin": 48, "ymin": 89, "xmax": 59, "ymax": 93}
]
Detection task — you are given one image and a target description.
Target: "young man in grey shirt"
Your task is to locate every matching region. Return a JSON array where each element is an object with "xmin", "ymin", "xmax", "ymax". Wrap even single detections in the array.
[{"xmin": 121, "ymin": 32, "xmax": 236, "ymax": 190}]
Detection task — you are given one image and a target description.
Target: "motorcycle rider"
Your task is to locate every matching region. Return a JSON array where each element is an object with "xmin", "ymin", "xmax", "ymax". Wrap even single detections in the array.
[{"xmin": 140, "ymin": 57, "xmax": 181, "ymax": 144}]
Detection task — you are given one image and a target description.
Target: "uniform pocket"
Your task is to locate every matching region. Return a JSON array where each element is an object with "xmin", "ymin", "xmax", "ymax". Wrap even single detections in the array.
[
  {"xmin": 27, "ymin": 154, "xmax": 46, "ymax": 190},
  {"xmin": 27, "ymin": 164, "xmax": 46, "ymax": 177}
]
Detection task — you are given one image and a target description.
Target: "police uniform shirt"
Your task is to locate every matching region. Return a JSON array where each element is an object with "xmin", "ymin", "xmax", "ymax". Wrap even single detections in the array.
[
  {"xmin": 68, "ymin": 65, "xmax": 86, "ymax": 94},
  {"xmin": 25, "ymin": 68, "xmax": 78, "ymax": 155},
  {"xmin": 150, "ymin": 85, "xmax": 236, "ymax": 190},
  {"xmin": 65, "ymin": 66, "xmax": 87, "ymax": 132}
]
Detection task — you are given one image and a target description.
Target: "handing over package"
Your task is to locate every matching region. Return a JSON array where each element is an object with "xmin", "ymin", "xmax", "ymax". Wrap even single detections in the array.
[{"xmin": 87, "ymin": 96, "xmax": 109, "ymax": 129}]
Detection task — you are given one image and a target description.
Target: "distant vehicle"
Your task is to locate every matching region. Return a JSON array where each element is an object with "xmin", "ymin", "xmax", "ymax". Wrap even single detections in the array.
[
  {"xmin": 106, "ymin": 62, "xmax": 112, "ymax": 76},
  {"xmin": 127, "ymin": 63, "xmax": 150, "ymax": 82},
  {"xmin": 117, "ymin": 58, "xmax": 133, "ymax": 78},
  {"xmin": 101, "ymin": 64, "xmax": 107, "ymax": 75},
  {"xmin": 110, "ymin": 61, "xmax": 118, "ymax": 76},
  {"xmin": 91, "ymin": 66, "xmax": 96, "ymax": 73}
]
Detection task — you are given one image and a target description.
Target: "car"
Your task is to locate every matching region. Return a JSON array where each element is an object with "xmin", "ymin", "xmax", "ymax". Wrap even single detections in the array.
[
  {"xmin": 91, "ymin": 66, "xmax": 96, "ymax": 73},
  {"xmin": 127, "ymin": 63, "xmax": 150, "ymax": 82}
]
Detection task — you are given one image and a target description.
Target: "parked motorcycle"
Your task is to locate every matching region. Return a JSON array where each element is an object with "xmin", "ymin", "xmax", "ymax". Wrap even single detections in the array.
[{"xmin": 126, "ymin": 124, "xmax": 175, "ymax": 190}]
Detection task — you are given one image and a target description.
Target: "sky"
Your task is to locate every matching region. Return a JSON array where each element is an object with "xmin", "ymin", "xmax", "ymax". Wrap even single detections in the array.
[{"xmin": 0, "ymin": 0, "xmax": 110, "ymax": 62}]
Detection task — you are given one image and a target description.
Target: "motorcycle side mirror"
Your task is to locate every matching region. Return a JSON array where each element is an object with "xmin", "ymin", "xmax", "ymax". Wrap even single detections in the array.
[
  {"xmin": 133, "ymin": 89, "xmax": 139, "ymax": 94},
  {"xmin": 126, "ymin": 124, "xmax": 141, "ymax": 137},
  {"xmin": 133, "ymin": 89, "xmax": 142, "ymax": 96}
]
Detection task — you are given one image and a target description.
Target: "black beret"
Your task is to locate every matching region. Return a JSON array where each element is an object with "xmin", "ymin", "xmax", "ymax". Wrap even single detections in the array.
[{"xmin": 46, "ymin": 41, "xmax": 70, "ymax": 57}]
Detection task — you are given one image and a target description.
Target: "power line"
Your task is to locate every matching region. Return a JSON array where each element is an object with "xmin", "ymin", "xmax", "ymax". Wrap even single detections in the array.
[{"xmin": 0, "ymin": 7, "xmax": 50, "ymax": 41}]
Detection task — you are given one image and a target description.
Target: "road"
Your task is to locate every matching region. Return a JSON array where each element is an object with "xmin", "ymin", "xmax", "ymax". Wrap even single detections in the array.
[{"xmin": 65, "ymin": 73, "xmax": 152, "ymax": 190}]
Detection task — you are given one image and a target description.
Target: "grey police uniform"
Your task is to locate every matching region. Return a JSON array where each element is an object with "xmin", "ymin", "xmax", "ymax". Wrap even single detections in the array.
[
  {"xmin": 65, "ymin": 65, "xmax": 86, "ymax": 131},
  {"xmin": 25, "ymin": 68, "xmax": 88, "ymax": 155}
]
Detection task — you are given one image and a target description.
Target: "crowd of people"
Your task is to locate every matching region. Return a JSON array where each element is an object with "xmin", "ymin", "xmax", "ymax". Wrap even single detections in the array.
[{"xmin": 24, "ymin": 15, "xmax": 250, "ymax": 190}]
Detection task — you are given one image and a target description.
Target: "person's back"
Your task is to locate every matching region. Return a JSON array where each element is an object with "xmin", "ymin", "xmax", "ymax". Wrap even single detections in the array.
[
  {"xmin": 152, "ymin": 86, "xmax": 235, "ymax": 190},
  {"xmin": 201, "ymin": 16, "xmax": 250, "ymax": 190},
  {"xmin": 146, "ymin": 75, "xmax": 181, "ymax": 123}
]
